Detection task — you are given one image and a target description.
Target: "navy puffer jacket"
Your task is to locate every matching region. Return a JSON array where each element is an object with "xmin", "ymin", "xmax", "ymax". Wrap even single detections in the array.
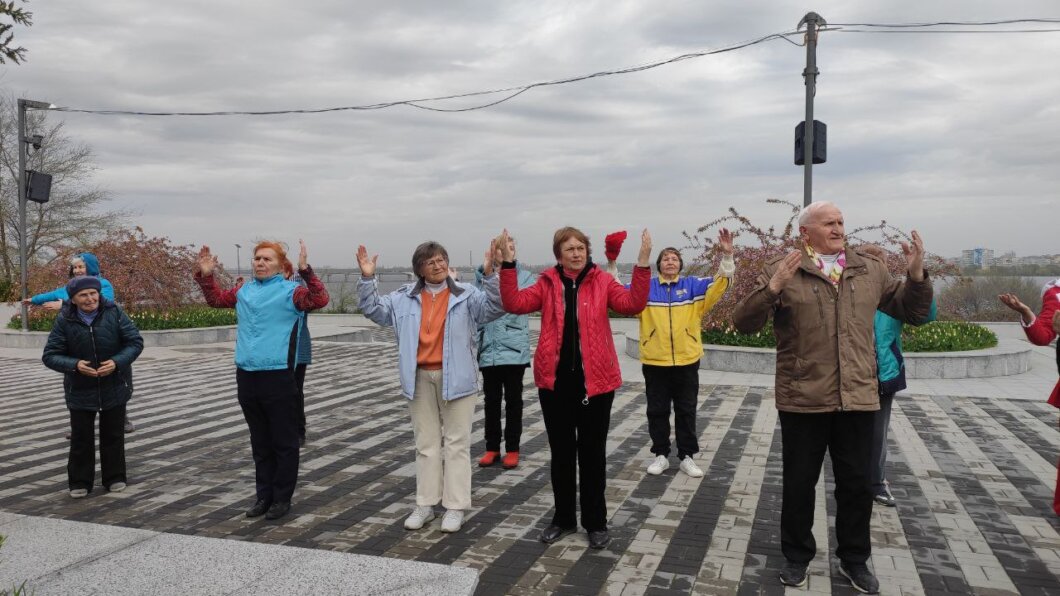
[{"xmin": 42, "ymin": 299, "xmax": 144, "ymax": 411}]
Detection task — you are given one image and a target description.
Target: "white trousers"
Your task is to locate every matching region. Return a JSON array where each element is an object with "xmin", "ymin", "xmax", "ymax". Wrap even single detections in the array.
[{"xmin": 409, "ymin": 368, "xmax": 475, "ymax": 510}]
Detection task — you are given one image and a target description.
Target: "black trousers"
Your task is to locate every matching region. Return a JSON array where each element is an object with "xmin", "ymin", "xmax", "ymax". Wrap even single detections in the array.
[
  {"xmin": 294, "ymin": 363, "xmax": 308, "ymax": 439},
  {"xmin": 236, "ymin": 368, "xmax": 301, "ymax": 504},
  {"xmin": 643, "ymin": 362, "xmax": 700, "ymax": 459},
  {"xmin": 68, "ymin": 404, "xmax": 127, "ymax": 491},
  {"xmin": 778, "ymin": 410, "xmax": 875, "ymax": 565},
  {"xmin": 481, "ymin": 364, "xmax": 526, "ymax": 452},
  {"xmin": 539, "ymin": 381, "xmax": 614, "ymax": 532}
]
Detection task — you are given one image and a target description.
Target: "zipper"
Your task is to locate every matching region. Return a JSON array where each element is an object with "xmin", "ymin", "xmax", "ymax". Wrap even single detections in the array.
[
  {"xmin": 571, "ymin": 280, "xmax": 579, "ymax": 373},
  {"xmin": 812, "ymin": 286, "xmax": 825, "ymax": 322},
  {"xmin": 88, "ymin": 324, "xmax": 103, "ymax": 412},
  {"xmin": 667, "ymin": 284, "xmax": 676, "ymax": 366}
]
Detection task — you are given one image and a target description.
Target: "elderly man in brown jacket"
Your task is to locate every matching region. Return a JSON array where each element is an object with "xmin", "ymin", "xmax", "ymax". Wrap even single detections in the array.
[{"xmin": 733, "ymin": 201, "xmax": 932, "ymax": 594}]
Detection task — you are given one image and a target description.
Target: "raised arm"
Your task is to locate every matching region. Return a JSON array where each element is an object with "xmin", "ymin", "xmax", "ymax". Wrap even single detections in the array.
[
  {"xmin": 291, "ymin": 240, "xmax": 329, "ymax": 311},
  {"xmin": 877, "ymin": 231, "xmax": 932, "ymax": 324},
  {"xmin": 193, "ymin": 245, "xmax": 238, "ymax": 308},
  {"xmin": 356, "ymin": 244, "xmax": 396, "ymax": 327}
]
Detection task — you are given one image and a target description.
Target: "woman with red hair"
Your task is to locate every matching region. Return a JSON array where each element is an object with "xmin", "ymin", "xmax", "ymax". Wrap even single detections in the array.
[{"xmin": 195, "ymin": 240, "xmax": 329, "ymax": 521}]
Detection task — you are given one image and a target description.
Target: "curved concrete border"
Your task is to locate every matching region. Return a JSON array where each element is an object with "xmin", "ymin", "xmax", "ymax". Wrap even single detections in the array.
[
  {"xmin": 0, "ymin": 326, "xmax": 238, "ymax": 349},
  {"xmin": 625, "ymin": 336, "xmax": 1031, "ymax": 379}
]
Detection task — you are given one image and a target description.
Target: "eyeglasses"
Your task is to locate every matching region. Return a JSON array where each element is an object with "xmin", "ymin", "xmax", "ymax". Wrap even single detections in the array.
[{"xmin": 423, "ymin": 258, "xmax": 448, "ymax": 268}]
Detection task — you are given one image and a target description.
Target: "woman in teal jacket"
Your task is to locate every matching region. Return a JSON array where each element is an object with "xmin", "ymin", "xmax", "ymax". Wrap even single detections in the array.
[
  {"xmin": 24, "ymin": 253, "xmax": 116, "ymax": 308},
  {"xmin": 867, "ymin": 244, "xmax": 937, "ymax": 507},
  {"xmin": 474, "ymin": 234, "xmax": 536, "ymax": 470}
]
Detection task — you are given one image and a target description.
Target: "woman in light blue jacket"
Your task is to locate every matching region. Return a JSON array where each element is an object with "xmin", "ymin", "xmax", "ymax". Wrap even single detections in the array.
[
  {"xmin": 474, "ymin": 234, "xmax": 535, "ymax": 470},
  {"xmin": 358, "ymin": 240, "xmax": 504, "ymax": 534},
  {"xmin": 24, "ymin": 253, "xmax": 116, "ymax": 309}
]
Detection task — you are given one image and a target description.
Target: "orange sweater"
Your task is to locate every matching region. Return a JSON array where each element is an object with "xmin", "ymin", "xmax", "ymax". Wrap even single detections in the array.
[{"xmin": 417, "ymin": 289, "xmax": 449, "ymax": 369}]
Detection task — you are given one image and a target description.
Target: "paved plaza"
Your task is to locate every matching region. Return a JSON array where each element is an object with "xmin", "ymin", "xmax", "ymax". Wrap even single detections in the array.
[{"xmin": 1, "ymin": 320, "xmax": 1059, "ymax": 594}]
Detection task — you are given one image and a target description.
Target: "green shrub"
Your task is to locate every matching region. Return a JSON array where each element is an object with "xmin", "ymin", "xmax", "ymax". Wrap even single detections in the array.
[
  {"xmin": 901, "ymin": 320, "xmax": 997, "ymax": 352},
  {"xmin": 701, "ymin": 320, "xmax": 996, "ymax": 352},
  {"xmin": 7, "ymin": 306, "xmax": 237, "ymax": 331},
  {"xmin": 702, "ymin": 321, "xmax": 777, "ymax": 348}
]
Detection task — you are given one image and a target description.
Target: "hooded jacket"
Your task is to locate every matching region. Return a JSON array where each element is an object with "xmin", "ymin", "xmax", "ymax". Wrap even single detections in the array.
[
  {"xmin": 474, "ymin": 264, "xmax": 536, "ymax": 368},
  {"xmin": 29, "ymin": 252, "xmax": 116, "ymax": 304},
  {"xmin": 42, "ymin": 298, "xmax": 143, "ymax": 411}
]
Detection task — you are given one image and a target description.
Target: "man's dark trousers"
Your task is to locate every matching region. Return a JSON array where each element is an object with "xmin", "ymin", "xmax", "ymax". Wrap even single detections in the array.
[{"xmin": 778, "ymin": 410, "xmax": 875, "ymax": 565}]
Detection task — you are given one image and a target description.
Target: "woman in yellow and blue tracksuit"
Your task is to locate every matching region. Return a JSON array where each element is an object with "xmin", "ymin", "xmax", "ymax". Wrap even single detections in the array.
[{"xmin": 637, "ymin": 239, "xmax": 733, "ymax": 476}]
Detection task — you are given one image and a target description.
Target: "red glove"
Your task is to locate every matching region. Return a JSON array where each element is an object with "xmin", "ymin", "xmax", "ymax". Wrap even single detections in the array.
[{"xmin": 604, "ymin": 231, "xmax": 627, "ymax": 262}]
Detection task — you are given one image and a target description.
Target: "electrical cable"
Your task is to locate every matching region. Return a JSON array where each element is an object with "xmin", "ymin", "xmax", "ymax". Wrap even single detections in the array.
[{"xmin": 49, "ymin": 30, "xmax": 803, "ymax": 116}]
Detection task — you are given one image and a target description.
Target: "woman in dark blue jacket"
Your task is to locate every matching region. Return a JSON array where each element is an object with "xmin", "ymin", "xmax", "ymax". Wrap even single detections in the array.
[{"xmin": 42, "ymin": 276, "xmax": 143, "ymax": 498}]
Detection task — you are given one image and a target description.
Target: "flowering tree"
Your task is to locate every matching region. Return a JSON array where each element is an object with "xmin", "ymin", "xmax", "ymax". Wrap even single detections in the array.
[
  {"xmin": 25, "ymin": 226, "xmax": 232, "ymax": 310},
  {"xmin": 683, "ymin": 199, "xmax": 957, "ymax": 331}
]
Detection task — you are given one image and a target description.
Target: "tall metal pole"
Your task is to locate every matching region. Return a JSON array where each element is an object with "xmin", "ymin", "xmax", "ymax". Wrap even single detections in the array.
[
  {"xmin": 17, "ymin": 99, "xmax": 53, "ymax": 331},
  {"xmin": 17, "ymin": 99, "xmax": 29, "ymax": 331},
  {"xmin": 235, "ymin": 243, "xmax": 242, "ymax": 278},
  {"xmin": 799, "ymin": 12, "xmax": 825, "ymax": 207}
]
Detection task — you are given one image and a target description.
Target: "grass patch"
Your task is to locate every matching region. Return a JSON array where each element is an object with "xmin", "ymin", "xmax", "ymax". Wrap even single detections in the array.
[{"xmin": 7, "ymin": 305, "xmax": 237, "ymax": 332}]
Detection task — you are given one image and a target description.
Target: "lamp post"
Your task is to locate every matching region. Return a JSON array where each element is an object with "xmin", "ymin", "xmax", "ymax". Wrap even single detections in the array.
[
  {"xmin": 235, "ymin": 244, "xmax": 242, "ymax": 278},
  {"xmin": 798, "ymin": 12, "xmax": 825, "ymax": 207},
  {"xmin": 17, "ymin": 98, "xmax": 54, "ymax": 332}
]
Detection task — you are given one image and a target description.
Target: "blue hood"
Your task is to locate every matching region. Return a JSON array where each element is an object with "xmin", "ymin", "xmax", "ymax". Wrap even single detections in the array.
[{"xmin": 79, "ymin": 252, "xmax": 101, "ymax": 276}]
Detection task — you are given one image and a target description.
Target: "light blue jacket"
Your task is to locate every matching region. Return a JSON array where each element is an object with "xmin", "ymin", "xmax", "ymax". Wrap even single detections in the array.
[
  {"xmin": 235, "ymin": 275, "xmax": 302, "ymax": 371},
  {"xmin": 30, "ymin": 251, "xmax": 116, "ymax": 304},
  {"xmin": 474, "ymin": 265, "xmax": 535, "ymax": 368},
  {"xmin": 359, "ymin": 274, "xmax": 505, "ymax": 400},
  {"xmin": 875, "ymin": 299, "xmax": 937, "ymax": 395}
]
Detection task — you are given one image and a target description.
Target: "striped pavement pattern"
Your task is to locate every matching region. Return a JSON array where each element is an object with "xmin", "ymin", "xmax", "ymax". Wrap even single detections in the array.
[{"xmin": 1, "ymin": 341, "xmax": 1059, "ymax": 595}]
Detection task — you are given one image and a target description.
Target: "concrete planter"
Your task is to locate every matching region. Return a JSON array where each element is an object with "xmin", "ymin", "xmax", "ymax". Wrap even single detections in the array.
[
  {"xmin": 624, "ymin": 336, "xmax": 1031, "ymax": 379},
  {"xmin": 0, "ymin": 326, "xmax": 238, "ymax": 349}
]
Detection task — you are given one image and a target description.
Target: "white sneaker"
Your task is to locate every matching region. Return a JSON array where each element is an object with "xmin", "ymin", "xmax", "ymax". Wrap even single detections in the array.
[
  {"xmin": 404, "ymin": 506, "xmax": 436, "ymax": 530},
  {"xmin": 440, "ymin": 509, "xmax": 465, "ymax": 533},
  {"xmin": 646, "ymin": 455, "xmax": 669, "ymax": 475},
  {"xmin": 679, "ymin": 456, "xmax": 704, "ymax": 478},
  {"xmin": 108, "ymin": 482, "xmax": 127, "ymax": 493},
  {"xmin": 69, "ymin": 488, "xmax": 88, "ymax": 499}
]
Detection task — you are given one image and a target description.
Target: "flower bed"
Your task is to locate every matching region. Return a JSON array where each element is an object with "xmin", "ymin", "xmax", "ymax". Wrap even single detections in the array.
[
  {"xmin": 700, "ymin": 321, "xmax": 997, "ymax": 353},
  {"xmin": 7, "ymin": 305, "xmax": 237, "ymax": 332}
]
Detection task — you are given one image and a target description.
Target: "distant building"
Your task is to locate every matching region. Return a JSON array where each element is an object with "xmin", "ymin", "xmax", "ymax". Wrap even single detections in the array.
[
  {"xmin": 1017, "ymin": 255, "xmax": 1053, "ymax": 267},
  {"xmin": 960, "ymin": 248, "xmax": 994, "ymax": 269},
  {"xmin": 994, "ymin": 251, "xmax": 1017, "ymax": 267}
]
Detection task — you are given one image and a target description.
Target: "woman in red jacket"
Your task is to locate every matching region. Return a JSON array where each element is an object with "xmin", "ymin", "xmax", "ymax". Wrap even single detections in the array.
[
  {"xmin": 498, "ymin": 226, "xmax": 651, "ymax": 549},
  {"xmin": 1000, "ymin": 282, "xmax": 1060, "ymax": 514}
]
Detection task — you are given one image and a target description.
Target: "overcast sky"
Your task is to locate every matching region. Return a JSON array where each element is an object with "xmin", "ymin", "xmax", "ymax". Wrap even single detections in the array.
[{"xmin": 4, "ymin": 1, "xmax": 1059, "ymax": 268}]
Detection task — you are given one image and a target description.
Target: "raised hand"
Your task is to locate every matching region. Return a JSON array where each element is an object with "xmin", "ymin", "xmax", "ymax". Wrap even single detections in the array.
[
  {"xmin": 197, "ymin": 246, "xmax": 216, "ymax": 276},
  {"xmin": 718, "ymin": 228, "xmax": 734, "ymax": 255},
  {"xmin": 357, "ymin": 245, "xmax": 378, "ymax": 278},
  {"xmin": 637, "ymin": 229, "xmax": 652, "ymax": 267},
  {"xmin": 42, "ymin": 300, "xmax": 63, "ymax": 312},
  {"xmin": 497, "ymin": 229, "xmax": 515, "ymax": 262},
  {"xmin": 900, "ymin": 230, "xmax": 925, "ymax": 282},
  {"xmin": 482, "ymin": 239, "xmax": 497, "ymax": 276},
  {"xmin": 768, "ymin": 251, "xmax": 803, "ymax": 294},
  {"xmin": 298, "ymin": 239, "xmax": 308, "ymax": 271},
  {"xmin": 998, "ymin": 293, "xmax": 1034, "ymax": 324}
]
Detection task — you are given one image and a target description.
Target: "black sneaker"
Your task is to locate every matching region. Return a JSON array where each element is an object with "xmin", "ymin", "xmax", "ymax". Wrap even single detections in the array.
[
  {"xmin": 779, "ymin": 560, "xmax": 808, "ymax": 587},
  {"xmin": 839, "ymin": 560, "xmax": 879, "ymax": 594}
]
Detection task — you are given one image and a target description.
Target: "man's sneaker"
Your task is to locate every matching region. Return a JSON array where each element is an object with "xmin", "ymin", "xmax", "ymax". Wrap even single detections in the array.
[
  {"xmin": 108, "ymin": 482, "xmax": 126, "ymax": 493},
  {"xmin": 69, "ymin": 488, "xmax": 89, "ymax": 499},
  {"xmin": 839, "ymin": 560, "xmax": 880, "ymax": 594},
  {"xmin": 874, "ymin": 491, "xmax": 896, "ymax": 507},
  {"xmin": 124, "ymin": 417, "xmax": 135, "ymax": 433},
  {"xmin": 404, "ymin": 506, "xmax": 436, "ymax": 530},
  {"xmin": 646, "ymin": 455, "xmax": 669, "ymax": 475},
  {"xmin": 440, "ymin": 509, "xmax": 464, "ymax": 533},
  {"xmin": 679, "ymin": 456, "xmax": 704, "ymax": 478},
  {"xmin": 478, "ymin": 451, "xmax": 500, "ymax": 467},
  {"xmin": 778, "ymin": 560, "xmax": 808, "ymax": 587}
]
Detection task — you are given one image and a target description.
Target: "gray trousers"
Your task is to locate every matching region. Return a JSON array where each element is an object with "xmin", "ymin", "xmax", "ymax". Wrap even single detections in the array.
[{"xmin": 870, "ymin": 391, "xmax": 895, "ymax": 494}]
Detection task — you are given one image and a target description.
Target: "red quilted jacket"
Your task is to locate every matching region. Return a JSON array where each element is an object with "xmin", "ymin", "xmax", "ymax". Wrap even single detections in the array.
[{"xmin": 501, "ymin": 263, "xmax": 650, "ymax": 397}]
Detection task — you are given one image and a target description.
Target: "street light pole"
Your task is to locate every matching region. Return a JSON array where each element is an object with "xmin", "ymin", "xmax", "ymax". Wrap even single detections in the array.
[
  {"xmin": 798, "ymin": 12, "xmax": 825, "ymax": 207},
  {"xmin": 17, "ymin": 98, "xmax": 52, "ymax": 332},
  {"xmin": 235, "ymin": 244, "xmax": 242, "ymax": 278}
]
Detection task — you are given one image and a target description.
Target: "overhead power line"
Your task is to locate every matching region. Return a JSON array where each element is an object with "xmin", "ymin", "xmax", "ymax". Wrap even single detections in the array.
[{"xmin": 44, "ymin": 17, "xmax": 1060, "ymax": 118}]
